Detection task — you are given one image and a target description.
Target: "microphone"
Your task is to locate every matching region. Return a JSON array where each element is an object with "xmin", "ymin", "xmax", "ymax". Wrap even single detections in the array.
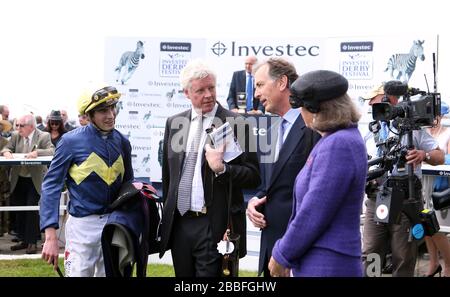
[
  {"xmin": 205, "ymin": 124, "xmax": 216, "ymax": 147},
  {"xmin": 205, "ymin": 124, "xmax": 216, "ymax": 134},
  {"xmin": 367, "ymin": 168, "xmax": 386, "ymax": 181},
  {"xmin": 384, "ymin": 81, "xmax": 408, "ymax": 96},
  {"xmin": 368, "ymin": 156, "xmax": 383, "ymax": 167}
]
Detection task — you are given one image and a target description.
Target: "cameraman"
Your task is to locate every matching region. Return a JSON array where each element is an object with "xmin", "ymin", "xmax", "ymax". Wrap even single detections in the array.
[{"xmin": 362, "ymin": 84, "xmax": 444, "ymax": 277}]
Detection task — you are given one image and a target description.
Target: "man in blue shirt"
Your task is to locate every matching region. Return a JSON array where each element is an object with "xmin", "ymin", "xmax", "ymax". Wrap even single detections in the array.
[{"xmin": 226, "ymin": 56, "xmax": 264, "ymax": 114}]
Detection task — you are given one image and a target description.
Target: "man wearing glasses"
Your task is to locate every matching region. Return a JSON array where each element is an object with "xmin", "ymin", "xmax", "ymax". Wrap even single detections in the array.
[
  {"xmin": 1, "ymin": 114, "xmax": 55, "ymax": 254},
  {"xmin": 39, "ymin": 85, "xmax": 133, "ymax": 277}
]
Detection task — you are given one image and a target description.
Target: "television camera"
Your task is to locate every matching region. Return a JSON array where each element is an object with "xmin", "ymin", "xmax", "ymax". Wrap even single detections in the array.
[
  {"xmin": 366, "ymin": 80, "xmax": 441, "ymax": 241},
  {"xmin": 371, "ymin": 80, "xmax": 441, "ymax": 130}
]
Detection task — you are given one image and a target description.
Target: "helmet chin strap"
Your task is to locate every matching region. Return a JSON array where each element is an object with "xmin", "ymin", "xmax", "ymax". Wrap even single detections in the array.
[{"xmin": 91, "ymin": 121, "xmax": 113, "ymax": 134}]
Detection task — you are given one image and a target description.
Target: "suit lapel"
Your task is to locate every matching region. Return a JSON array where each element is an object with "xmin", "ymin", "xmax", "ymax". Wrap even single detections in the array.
[
  {"xmin": 239, "ymin": 70, "xmax": 246, "ymax": 92},
  {"xmin": 175, "ymin": 110, "xmax": 192, "ymax": 176},
  {"xmin": 31, "ymin": 130, "xmax": 38, "ymax": 150},
  {"xmin": 268, "ymin": 115, "xmax": 306, "ymax": 187}
]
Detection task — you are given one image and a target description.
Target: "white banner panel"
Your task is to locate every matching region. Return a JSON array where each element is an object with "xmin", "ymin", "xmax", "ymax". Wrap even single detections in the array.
[
  {"xmin": 326, "ymin": 36, "xmax": 438, "ymax": 133},
  {"xmin": 104, "ymin": 37, "xmax": 206, "ymax": 180},
  {"xmin": 205, "ymin": 38, "xmax": 326, "ymax": 107}
]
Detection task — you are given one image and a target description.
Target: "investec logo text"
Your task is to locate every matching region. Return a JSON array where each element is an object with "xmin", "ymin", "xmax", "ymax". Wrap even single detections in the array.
[{"xmin": 211, "ymin": 41, "xmax": 319, "ymax": 57}]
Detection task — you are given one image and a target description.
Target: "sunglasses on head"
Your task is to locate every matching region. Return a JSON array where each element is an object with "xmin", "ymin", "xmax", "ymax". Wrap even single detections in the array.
[{"xmin": 92, "ymin": 86, "xmax": 118, "ymax": 102}]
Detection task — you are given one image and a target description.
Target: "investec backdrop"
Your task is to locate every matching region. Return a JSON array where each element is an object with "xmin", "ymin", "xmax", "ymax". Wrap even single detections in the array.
[{"xmin": 105, "ymin": 35, "xmax": 437, "ymax": 181}]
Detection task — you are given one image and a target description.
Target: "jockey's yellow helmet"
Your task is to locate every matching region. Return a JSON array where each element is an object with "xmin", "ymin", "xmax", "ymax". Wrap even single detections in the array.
[{"xmin": 77, "ymin": 84, "xmax": 121, "ymax": 115}]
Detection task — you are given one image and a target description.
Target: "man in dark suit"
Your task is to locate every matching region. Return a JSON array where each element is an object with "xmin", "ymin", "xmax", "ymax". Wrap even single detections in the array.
[
  {"xmin": 246, "ymin": 58, "xmax": 320, "ymax": 276},
  {"xmin": 1, "ymin": 114, "xmax": 54, "ymax": 254},
  {"xmin": 60, "ymin": 109, "xmax": 75, "ymax": 131},
  {"xmin": 227, "ymin": 56, "xmax": 264, "ymax": 114},
  {"xmin": 35, "ymin": 115, "xmax": 45, "ymax": 131},
  {"xmin": 160, "ymin": 59, "xmax": 261, "ymax": 277}
]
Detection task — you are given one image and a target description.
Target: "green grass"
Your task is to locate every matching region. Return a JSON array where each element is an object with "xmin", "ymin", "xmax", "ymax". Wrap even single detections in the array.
[
  {"xmin": 0, "ymin": 259, "xmax": 258, "ymax": 277},
  {"xmin": 0, "ymin": 259, "xmax": 65, "ymax": 277}
]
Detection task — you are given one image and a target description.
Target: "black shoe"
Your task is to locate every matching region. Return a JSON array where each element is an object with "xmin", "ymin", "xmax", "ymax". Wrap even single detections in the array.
[
  {"xmin": 25, "ymin": 244, "xmax": 37, "ymax": 254},
  {"xmin": 10, "ymin": 242, "xmax": 27, "ymax": 251},
  {"xmin": 11, "ymin": 237, "xmax": 21, "ymax": 243},
  {"xmin": 8, "ymin": 230, "xmax": 18, "ymax": 237},
  {"xmin": 427, "ymin": 265, "xmax": 442, "ymax": 277}
]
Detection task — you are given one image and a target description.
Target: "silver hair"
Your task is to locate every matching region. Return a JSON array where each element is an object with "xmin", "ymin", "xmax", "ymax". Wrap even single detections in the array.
[
  {"xmin": 22, "ymin": 114, "xmax": 37, "ymax": 128},
  {"xmin": 179, "ymin": 59, "xmax": 216, "ymax": 90}
]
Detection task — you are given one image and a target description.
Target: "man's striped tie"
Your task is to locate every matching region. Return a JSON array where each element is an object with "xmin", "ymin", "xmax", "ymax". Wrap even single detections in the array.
[{"xmin": 177, "ymin": 115, "xmax": 203, "ymax": 215}]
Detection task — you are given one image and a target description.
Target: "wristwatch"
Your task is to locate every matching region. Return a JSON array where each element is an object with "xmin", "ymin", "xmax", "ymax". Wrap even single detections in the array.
[{"xmin": 425, "ymin": 152, "xmax": 431, "ymax": 161}]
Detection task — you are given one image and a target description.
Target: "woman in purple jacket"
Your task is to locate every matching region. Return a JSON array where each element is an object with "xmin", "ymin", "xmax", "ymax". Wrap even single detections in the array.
[{"xmin": 269, "ymin": 70, "xmax": 367, "ymax": 277}]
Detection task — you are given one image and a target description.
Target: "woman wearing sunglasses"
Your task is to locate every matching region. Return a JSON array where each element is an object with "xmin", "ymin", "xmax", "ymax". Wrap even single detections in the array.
[{"xmin": 44, "ymin": 110, "xmax": 67, "ymax": 147}]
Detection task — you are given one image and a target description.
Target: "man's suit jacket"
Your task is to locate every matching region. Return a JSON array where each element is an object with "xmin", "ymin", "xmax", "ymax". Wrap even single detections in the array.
[
  {"xmin": 255, "ymin": 115, "xmax": 320, "ymax": 275},
  {"xmin": 1, "ymin": 129, "xmax": 54, "ymax": 194},
  {"xmin": 227, "ymin": 70, "xmax": 264, "ymax": 112},
  {"xmin": 160, "ymin": 104, "xmax": 261, "ymax": 258}
]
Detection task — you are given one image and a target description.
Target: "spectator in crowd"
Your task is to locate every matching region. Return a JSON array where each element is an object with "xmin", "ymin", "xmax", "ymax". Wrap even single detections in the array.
[
  {"xmin": 268, "ymin": 70, "xmax": 367, "ymax": 277},
  {"xmin": 159, "ymin": 59, "xmax": 260, "ymax": 276},
  {"xmin": 362, "ymin": 84, "xmax": 444, "ymax": 277},
  {"xmin": 0, "ymin": 115, "xmax": 12, "ymax": 237},
  {"xmin": 422, "ymin": 101, "xmax": 450, "ymax": 277},
  {"xmin": 36, "ymin": 115, "xmax": 45, "ymax": 131},
  {"xmin": 44, "ymin": 110, "xmax": 67, "ymax": 147},
  {"xmin": 0, "ymin": 105, "xmax": 11, "ymax": 137},
  {"xmin": 0, "ymin": 115, "xmax": 11, "ymax": 138},
  {"xmin": 11, "ymin": 118, "xmax": 19, "ymax": 132},
  {"xmin": 246, "ymin": 58, "xmax": 320, "ymax": 276},
  {"xmin": 78, "ymin": 114, "xmax": 89, "ymax": 127},
  {"xmin": 0, "ymin": 105, "xmax": 10, "ymax": 121},
  {"xmin": 40, "ymin": 85, "xmax": 133, "ymax": 277},
  {"xmin": 1, "ymin": 114, "xmax": 54, "ymax": 254},
  {"xmin": 60, "ymin": 109, "xmax": 75, "ymax": 131},
  {"xmin": 226, "ymin": 56, "xmax": 264, "ymax": 114}
]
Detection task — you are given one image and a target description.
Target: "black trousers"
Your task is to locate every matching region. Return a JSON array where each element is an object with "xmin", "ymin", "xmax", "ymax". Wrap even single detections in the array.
[
  {"xmin": 11, "ymin": 177, "xmax": 41, "ymax": 245},
  {"xmin": 170, "ymin": 212, "xmax": 222, "ymax": 277},
  {"xmin": 262, "ymin": 255, "xmax": 272, "ymax": 278}
]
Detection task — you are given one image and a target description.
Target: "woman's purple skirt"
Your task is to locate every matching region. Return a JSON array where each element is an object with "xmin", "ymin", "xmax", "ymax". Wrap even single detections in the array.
[{"xmin": 291, "ymin": 247, "xmax": 363, "ymax": 277}]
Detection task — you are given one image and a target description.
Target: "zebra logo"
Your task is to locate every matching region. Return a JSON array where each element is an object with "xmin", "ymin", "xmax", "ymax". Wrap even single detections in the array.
[
  {"xmin": 384, "ymin": 40, "xmax": 425, "ymax": 82},
  {"xmin": 115, "ymin": 40, "xmax": 145, "ymax": 85},
  {"xmin": 143, "ymin": 110, "xmax": 152, "ymax": 121},
  {"xmin": 166, "ymin": 89, "xmax": 176, "ymax": 101},
  {"xmin": 142, "ymin": 154, "xmax": 150, "ymax": 165}
]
